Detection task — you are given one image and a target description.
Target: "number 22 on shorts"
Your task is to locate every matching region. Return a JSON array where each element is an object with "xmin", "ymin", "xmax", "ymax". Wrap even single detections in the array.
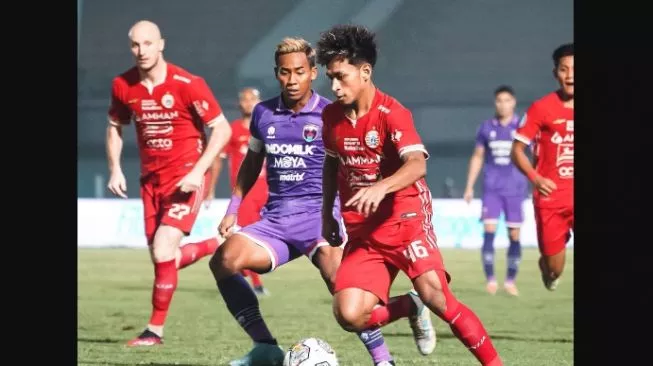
[
  {"xmin": 168, "ymin": 203, "xmax": 191, "ymax": 220},
  {"xmin": 404, "ymin": 240, "xmax": 429, "ymax": 262}
]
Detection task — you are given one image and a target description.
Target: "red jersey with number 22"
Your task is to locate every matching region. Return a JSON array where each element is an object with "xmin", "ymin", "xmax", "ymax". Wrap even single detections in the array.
[
  {"xmin": 514, "ymin": 91, "xmax": 574, "ymax": 208},
  {"xmin": 323, "ymin": 89, "xmax": 433, "ymax": 236},
  {"xmin": 108, "ymin": 63, "xmax": 223, "ymax": 177}
]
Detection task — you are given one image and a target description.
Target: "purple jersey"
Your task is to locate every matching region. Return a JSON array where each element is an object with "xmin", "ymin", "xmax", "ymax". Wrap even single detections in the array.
[
  {"xmin": 475, "ymin": 116, "xmax": 527, "ymax": 197},
  {"xmin": 250, "ymin": 91, "xmax": 335, "ymax": 216}
]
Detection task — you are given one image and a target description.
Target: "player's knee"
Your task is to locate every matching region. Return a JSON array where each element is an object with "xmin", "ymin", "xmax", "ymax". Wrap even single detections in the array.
[
  {"xmin": 333, "ymin": 299, "xmax": 366, "ymax": 332},
  {"xmin": 484, "ymin": 223, "xmax": 497, "ymax": 233},
  {"xmin": 509, "ymin": 228, "xmax": 521, "ymax": 242},
  {"xmin": 152, "ymin": 225, "xmax": 184, "ymax": 262},
  {"xmin": 209, "ymin": 244, "xmax": 243, "ymax": 279}
]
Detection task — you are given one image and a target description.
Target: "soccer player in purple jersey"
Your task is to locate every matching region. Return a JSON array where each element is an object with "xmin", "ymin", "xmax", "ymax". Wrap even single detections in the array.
[
  {"xmin": 208, "ymin": 37, "xmax": 399, "ymax": 366},
  {"xmin": 463, "ymin": 85, "xmax": 527, "ymax": 296}
]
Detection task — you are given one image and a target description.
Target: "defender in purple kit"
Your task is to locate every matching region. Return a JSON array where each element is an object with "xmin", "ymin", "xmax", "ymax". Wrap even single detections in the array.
[
  {"xmin": 208, "ymin": 37, "xmax": 399, "ymax": 366},
  {"xmin": 463, "ymin": 85, "xmax": 527, "ymax": 296}
]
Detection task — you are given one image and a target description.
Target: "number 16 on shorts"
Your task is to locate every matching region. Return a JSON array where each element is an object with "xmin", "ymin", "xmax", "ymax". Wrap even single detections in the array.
[{"xmin": 404, "ymin": 240, "xmax": 429, "ymax": 262}]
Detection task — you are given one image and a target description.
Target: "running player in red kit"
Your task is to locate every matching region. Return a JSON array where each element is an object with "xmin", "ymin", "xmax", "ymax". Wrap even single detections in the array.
[
  {"xmin": 511, "ymin": 43, "xmax": 574, "ymax": 291},
  {"xmin": 318, "ymin": 25, "xmax": 502, "ymax": 365},
  {"xmin": 106, "ymin": 20, "xmax": 232, "ymax": 346},
  {"xmin": 206, "ymin": 87, "xmax": 270, "ymax": 296}
]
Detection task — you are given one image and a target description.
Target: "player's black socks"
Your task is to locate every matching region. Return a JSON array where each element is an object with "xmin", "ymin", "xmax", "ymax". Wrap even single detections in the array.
[
  {"xmin": 506, "ymin": 239, "xmax": 522, "ymax": 281},
  {"xmin": 482, "ymin": 232, "xmax": 496, "ymax": 280}
]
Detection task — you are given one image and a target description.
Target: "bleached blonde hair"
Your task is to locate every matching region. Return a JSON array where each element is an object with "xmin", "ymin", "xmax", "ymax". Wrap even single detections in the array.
[{"xmin": 274, "ymin": 37, "xmax": 316, "ymax": 67}]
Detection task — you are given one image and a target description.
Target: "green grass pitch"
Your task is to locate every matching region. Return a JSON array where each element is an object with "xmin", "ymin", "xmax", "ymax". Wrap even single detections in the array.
[{"xmin": 78, "ymin": 248, "xmax": 573, "ymax": 365}]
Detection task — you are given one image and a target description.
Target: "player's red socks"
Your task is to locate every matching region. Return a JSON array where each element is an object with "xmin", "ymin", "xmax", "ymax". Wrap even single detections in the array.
[
  {"xmin": 178, "ymin": 238, "xmax": 219, "ymax": 269},
  {"xmin": 149, "ymin": 259, "xmax": 178, "ymax": 326},
  {"xmin": 365, "ymin": 294, "xmax": 415, "ymax": 328},
  {"xmin": 436, "ymin": 272, "xmax": 501, "ymax": 365}
]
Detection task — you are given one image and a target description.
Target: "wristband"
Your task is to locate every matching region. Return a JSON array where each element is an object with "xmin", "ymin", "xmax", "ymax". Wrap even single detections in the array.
[
  {"xmin": 226, "ymin": 194, "xmax": 242, "ymax": 215},
  {"xmin": 526, "ymin": 170, "xmax": 539, "ymax": 183}
]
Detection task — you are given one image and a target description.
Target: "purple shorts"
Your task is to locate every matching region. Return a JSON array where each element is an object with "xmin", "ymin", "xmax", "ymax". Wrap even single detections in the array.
[
  {"xmin": 234, "ymin": 210, "xmax": 347, "ymax": 272},
  {"xmin": 481, "ymin": 192, "xmax": 524, "ymax": 228}
]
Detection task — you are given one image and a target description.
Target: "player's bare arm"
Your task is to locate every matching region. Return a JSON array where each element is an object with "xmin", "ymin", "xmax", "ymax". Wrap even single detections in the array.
[
  {"xmin": 346, "ymin": 151, "xmax": 427, "ymax": 217},
  {"xmin": 177, "ymin": 114, "xmax": 232, "ymax": 193},
  {"xmin": 106, "ymin": 120, "xmax": 128, "ymax": 198},
  {"xmin": 464, "ymin": 145, "xmax": 485, "ymax": 203},
  {"xmin": 322, "ymin": 154, "xmax": 341, "ymax": 246},
  {"xmin": 218, "ymin": 144, "xmax": 265, "ymax": 237},
  {"xmin": 511, "ymin": 140, "xmax": 556, "ymax": 196}
]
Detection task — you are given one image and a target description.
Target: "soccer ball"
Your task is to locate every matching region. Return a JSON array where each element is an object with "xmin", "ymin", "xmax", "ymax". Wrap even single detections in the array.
[{"xmin": 283, "ymin": 338, "xmax": 339, "ymax": 366}]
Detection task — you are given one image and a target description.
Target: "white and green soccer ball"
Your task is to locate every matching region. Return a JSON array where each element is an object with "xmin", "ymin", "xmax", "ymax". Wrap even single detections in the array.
[{"xmin": 283, "ymin": 338, "xmax": 339, "ymax": 366}]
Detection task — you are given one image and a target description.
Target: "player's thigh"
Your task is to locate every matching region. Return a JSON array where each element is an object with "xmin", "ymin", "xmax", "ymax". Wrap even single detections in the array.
[
  {"xmin": 503, "ymin": 195, "xmax": 525, "ymax": 229},
  {"xmin": 234, "ymin": 218, "xmax": 294, "ymax": 272},
  {"xmin": 481, "ymin": 192, "xmax": 502, "ymax": 227},
  {"xmin": 140, "ymin": 180, "xmax": 159, "ymax": 246},
  {"xmin": 373, "ymin": 220, "xmax": 451, "ymax": 285},
  {"xmin": 158, "ymin": 173, "xmax": 209, "ymax": 236},
  {"xmin": 211, "ymin": 232, "xmax": 275, "ymax": 275},
  {"xmin": 312, "ymin": 245, "xmax": 344, "ymax": 292},
  {"xmin": 334, "ymin": 239, "xmax": 397, "ymax": 305},
  {"xmin": 411, "ymin": 269, "xmax": 453, "ymax": 313},
  {"xmin": 536, "ymin": 207, "xmax": 572, "ymax": 257}
]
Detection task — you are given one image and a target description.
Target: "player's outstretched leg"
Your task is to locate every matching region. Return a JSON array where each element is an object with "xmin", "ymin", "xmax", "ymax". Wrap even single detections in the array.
[
  {"xmin": 313, "ymin": 246, "xmax": 396, "ymax": 365},
  {"xmin": 504, "ymin": 227, "xmax": 522, "ymax": 296},
  {"xmin": 209, "ymin": 234, "xmax": 284, "ymax": 366},
  {"xmin": 481, "ymin": 224, "xmax": 498, "ymax": 295},
  {"xmin": 127, "ymin": 225, "xmax": 185, "ymax": 347},
  {"xmin": 176, "ymin": 237, "xmax": 220, "ymax": 269}
]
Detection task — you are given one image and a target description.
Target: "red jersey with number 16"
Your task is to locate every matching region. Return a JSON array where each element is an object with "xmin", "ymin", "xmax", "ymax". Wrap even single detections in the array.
[
  {"xmin": 322, "ymin": 89, "xmax": 433, "ymax": 235},
  {"xmin": 514, "ymin": 91, "xmax": 574, "ymax": 208},
  {"xmin": 108, "ymin": 63, "xmax": 224, "ymax": 177}
]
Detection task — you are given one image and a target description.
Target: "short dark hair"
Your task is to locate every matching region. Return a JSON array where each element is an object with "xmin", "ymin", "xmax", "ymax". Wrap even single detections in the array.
[
  {"xmin": 552, "ymin": 43, "xmax": 573, "ymax": 68},
  {"xmin": 316, "ymin": 24, "xmax": 378, "ymax": 67},
  {"xmin": 494, "ymin": 85, "xmax": 515, "ymax": 97}
]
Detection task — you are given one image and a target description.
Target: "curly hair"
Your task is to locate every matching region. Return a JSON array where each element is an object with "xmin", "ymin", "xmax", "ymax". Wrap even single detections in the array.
[{"xmin": 316, "ymin": 24, "xmax": 378, "ymax": 67}]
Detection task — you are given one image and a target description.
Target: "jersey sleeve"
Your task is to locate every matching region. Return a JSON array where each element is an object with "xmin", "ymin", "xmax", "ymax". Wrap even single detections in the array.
[
  {"xmin": 186, "ymin": 77, "xmax": 224, "ymax": 127},
  {"xmin": 474, "ymin": 124, "xmax": 486, "ymax": 148},
  {"xmin": 322, "ymin": 106, "xmax": 338, "ymax": 158},
  {"xmin": 248, "ymin": 104, "xmax": 264, "ymax": 153},
  {"xmin": 386, "ymin": 108, "xmax": 429, "ymax": 159},
  {"xmin": 514, "ymin": 103, "xmax": 545, "ymax": 145},
  {"xmin": 107, "ymin": 78, "xmax": 132, "ymax": 125}
]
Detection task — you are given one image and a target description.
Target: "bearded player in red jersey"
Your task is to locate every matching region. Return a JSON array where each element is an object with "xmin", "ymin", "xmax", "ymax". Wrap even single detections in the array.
[
  {"xmin": 205, "ymin": 87, "xmax": 270, "ymax": 296},
  {"xmin": 106, "ymin": 20, "xmax": 232, "ymax": 346},
  {"xmin": 318, "ymin": 25, "xmax": 502, "ymax": 366},
  {"xmin": 511, "ymin": 43, "xmax": 574, "ymax": 291}
]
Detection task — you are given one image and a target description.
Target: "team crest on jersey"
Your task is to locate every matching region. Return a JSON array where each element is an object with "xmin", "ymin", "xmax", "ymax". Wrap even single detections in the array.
[
  {"xmin": 302, "ymin": 124, "xmax": 319, "ymax": 142},
  {"xmin": 267, "ymin": 126, "xmax": 276, "ymax": 138},
  {"xmin": 365, "ymin": 130, "xmax": 380, "ymax": 148},
  {"xmin": 161, "ymin": 93, "xmax": 175, "ymax": 109},
  {"xmin": 519, "ymin": 113, "xmax": 527, "ymax": 127}
]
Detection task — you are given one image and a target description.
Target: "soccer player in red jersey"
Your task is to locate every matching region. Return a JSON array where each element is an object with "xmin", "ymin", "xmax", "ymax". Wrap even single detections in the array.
[
  {"xmin": 105, "ymin": 20, "xmax": 232, "ymax": 346},
  {"xmin": 511, "ymin": 43, "xmax": 574, "ymax": 291},
  {"xmin": 206, "ymin": 87, "xmax": 270, "ymax": 296},
  {"xmin": 318, "ymin": 25, "xmax": 502, "ymax": 365}
]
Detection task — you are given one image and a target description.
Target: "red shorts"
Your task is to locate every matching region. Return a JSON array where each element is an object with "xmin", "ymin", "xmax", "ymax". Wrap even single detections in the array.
[
  {"xmin": 237, "ymin": 178, "xmax": 268, "ymax": 227},
  {"xmin": 535, "ymin": 205, "xmax": 574, "ymax": 256},
  {"xmin": 140, "ymin": 171, "xmax": 209, "ymax": 245},
  {"xmin": 334, "ymin": 219, "xmax": 450, "ymax": 304}
]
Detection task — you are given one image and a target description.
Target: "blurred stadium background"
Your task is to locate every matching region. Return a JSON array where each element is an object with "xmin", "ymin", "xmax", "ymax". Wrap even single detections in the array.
[{"xmin": 77, "ymin": 0, "xmax": 572, "ymax": 199}]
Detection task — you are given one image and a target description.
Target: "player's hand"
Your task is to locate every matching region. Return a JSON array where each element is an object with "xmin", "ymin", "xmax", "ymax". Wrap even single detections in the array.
[
  {"xmin": 176, "ymin": 170, "xmax": 203, "ymax": 193},
  {"xmin": 107, "ymin": 171, "xmax": 128, "ymax": 198},
  {"xmin": 203, "ymin": 191, "xmax": 215, "ymax": 209},
  {"xmin": 322, "ymin": 215, "xmax": 342, "ymax": 247},
  {"xmin": 345, "ymin": 182, "xmax": 388, "ymax": 217},
  {"xmin": 218, "ymin": 213, "xmax": 237, "ymax": 238},
  {"xmin": 463, "ymin": 187, "xmax": 474, "ymax": 203},
  {"xmin": 533, "ymin": 176, "xmax": 557, "ymax": 196}
]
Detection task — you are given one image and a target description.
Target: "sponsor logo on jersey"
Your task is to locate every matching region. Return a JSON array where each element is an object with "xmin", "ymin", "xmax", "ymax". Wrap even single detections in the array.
[
  {"xmin": 302, "ymin": 124, "xmax": 319, "ymax": 142},
  {"xmin": 566, "ymin": 120, "xmax": 574, "ymax": 131},
  {"xmin": 272, "ymin": 156, "xmax": 307, "ymax": 169},
  {"xmin": 550, "ymin": 132, "xmax": 574, "ymax": 144},
  {"xmin": 279, "ymin": 172, "xmax": 305, "ymax": 182},
  {"xmin": 137, "ymin": 111, "xmax": 179, "ymax": 122},
  {"xmin": 340, "ymin": 154, "xmax": 382, "ymax": 166},
  {"xmin": 146, "ymin": 138, "xmax": 173, "ymax": 150},
  {"xmin": 265, "ymin": 143, "xmax": 315, "ymax": 156},
  {"xmin": 267, "ymin": 126, "xmax": 276, "ymax": 139}
]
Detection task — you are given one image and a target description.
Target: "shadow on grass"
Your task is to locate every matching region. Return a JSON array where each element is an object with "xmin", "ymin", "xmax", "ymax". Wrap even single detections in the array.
[{"xmin": 383, "ymin": 332, "xmax": 572, "ymax": 343}]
